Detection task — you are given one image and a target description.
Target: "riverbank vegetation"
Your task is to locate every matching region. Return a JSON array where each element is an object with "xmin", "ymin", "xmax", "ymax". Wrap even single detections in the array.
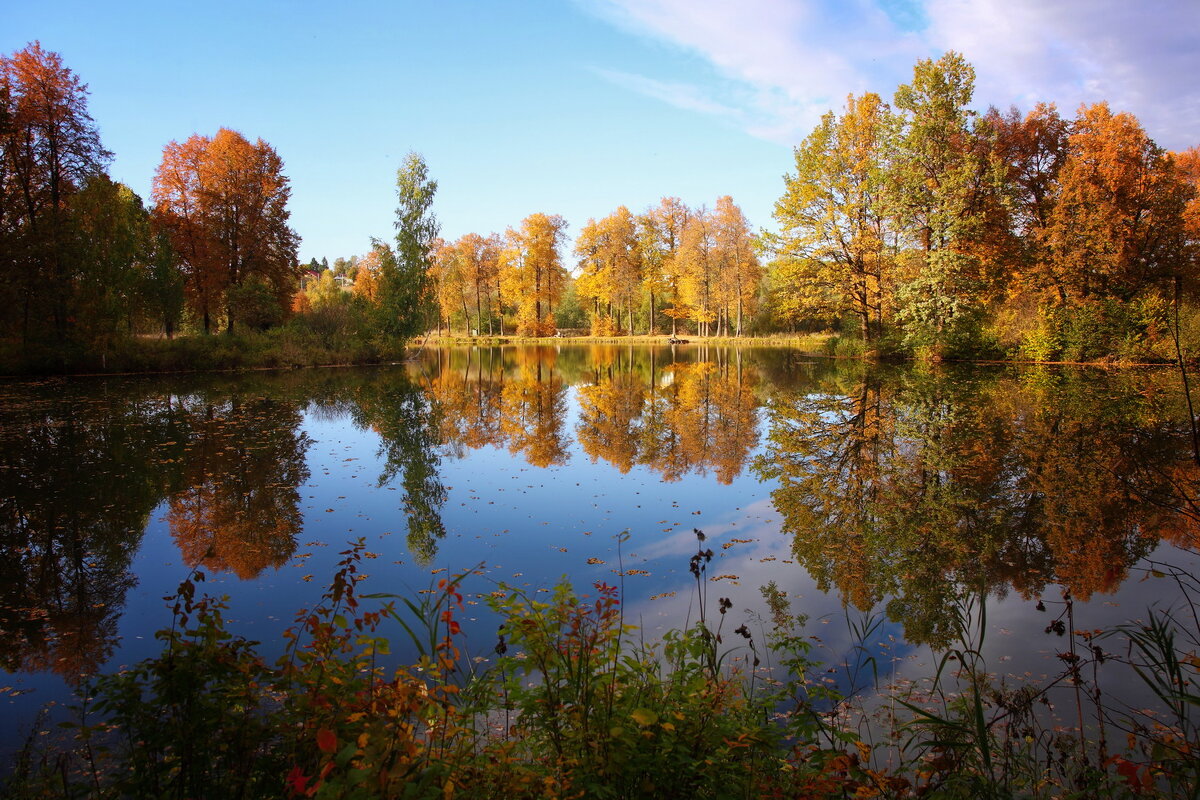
[
  {"xmin": 3, "ymin": 43, "xmax": 1198, "ymax": 375},
  {"xmin": 5, "ymin": 535, "xmax": 1198, "ymax": 799}
]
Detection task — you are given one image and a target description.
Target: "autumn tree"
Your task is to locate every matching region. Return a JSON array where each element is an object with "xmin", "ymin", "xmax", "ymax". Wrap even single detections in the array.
[
  {"xmin": 770, "ymin": 93, "xmax": 896, "ymax": 344},
  {"xmin": 152, "ymin": 128, "xmax": 299, "ymax": 333},
  {"xmin": 428, "ymin": 237, "xmax": 463, "ymax": 334},
  {"xmin": 982, "ymin": 103, "xmax": 1069, "ymax": 302},
  {"xmin": 152, "ymin": 135, "xmax": 218, "ymax": 330},
  {"xmin": 574, "ymin": 206, "xmax": 642, "ymax": 335},
  {"xmin": 678, "ymin": 206, "xmax": 718, "ymax": 336},
  {"xmin": 639, "ymin": 197, "xmax": 690, "ymax": 335},
  {"xmin": 350, "ymin": 246, "xmax": 383, "ymax": 304},
  {"xmin": 431, "ymin": 232, "xmax": 502, "ymax": 335},
  {"xmin": 305, "ymin": 269, "xmax": 345, "ymax": 308},
  {"xmin": 501, "ymin": 212, "xmax": 568, "ymax": 336},
  {"xmin": 711, "ymin": 196, "xmax": 761, "ymax": 336},
  {"xmin": 459, "ymin": 232, "xmax": 502, "ymax": 334},
  {"xmin": 1177, "ymin": 146, "xmax": 1200, "ymax": 244},
  {"xmin": 0, "ymin": 42, "xmax": 112, "ymax": 341},
  {"xmin": 1043, "ymin": 103, "xmax": 1194, "ymax": 303}
]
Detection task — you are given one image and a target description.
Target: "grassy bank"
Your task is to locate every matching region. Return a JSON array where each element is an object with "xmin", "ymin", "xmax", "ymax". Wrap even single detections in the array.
[
  {"xmin": 5, "ymin": 327, "xmax": 1190, "ymax": 378},
  {"xmin": 6, "ymin": 534, "xmax": 1198, "ymax": 799},
  {"xmin": 0, "ymin": 332, "xmax": 838, "ymax": 377},
  {"xmin": 0, "ymin": 330, "xmax": 413, "ymax": 377}
]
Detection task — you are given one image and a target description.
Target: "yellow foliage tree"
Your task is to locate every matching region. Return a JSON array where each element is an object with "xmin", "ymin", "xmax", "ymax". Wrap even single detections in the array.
[
  {"xmin": 500, "ymin": 213, "xmax": 568, "ymax": 336},
  {"xmin": 574, "ymin": 206, "xmax": 642, "ymax": 335}
]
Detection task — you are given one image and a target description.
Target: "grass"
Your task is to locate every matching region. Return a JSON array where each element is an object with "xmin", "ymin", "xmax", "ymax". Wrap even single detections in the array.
[
  {"xmin": 0, "ymin": 329, "xmax": 413, "ymax": 377},
  {"xmin": 0, "ymin": 330, "xmax": 836, "ymax": 377},
  {"xmin": 5, "ymin": 532, "xmax": 1199, "ymax": 799}
]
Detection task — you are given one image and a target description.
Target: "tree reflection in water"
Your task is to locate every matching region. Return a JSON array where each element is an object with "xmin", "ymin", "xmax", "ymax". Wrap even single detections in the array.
[
  {"xmin": 168, "ymin": 396, "xmax": 310, "ymax": 579},
  {"xmin": 3, "ymin": 352, "xmax": 1199, "ymax": 681},
  {"xmin": 754, "ymin": 364, "xmax": 1200, "ymax": 647},
  {"xmin": 0, "ymin": 382, "xmax": 182, "ymax": 681}
]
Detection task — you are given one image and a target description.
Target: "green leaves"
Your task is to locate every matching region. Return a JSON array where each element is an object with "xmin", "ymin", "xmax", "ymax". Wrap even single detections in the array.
[{"xmin": 377, "ymin": 152, "xmax": 439, "ymax": 341}]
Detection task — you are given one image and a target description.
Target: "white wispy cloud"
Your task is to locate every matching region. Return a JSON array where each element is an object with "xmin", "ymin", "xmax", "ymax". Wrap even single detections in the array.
[
  {"xmin": 926, "ymin": 0, "xmax": 1200, "ymax": 149},
  {"xmin": 583, "ymin": 0, "xmax": 1200, "ymax": 150},
  {"xmin": 593, "ymin": 68, "xmax": 747, "ymax": 118}
]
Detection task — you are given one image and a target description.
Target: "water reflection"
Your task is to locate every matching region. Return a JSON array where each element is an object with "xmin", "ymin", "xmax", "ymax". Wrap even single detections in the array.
[
  {"xmin": 352, "ymin": 376, "xmax": 447, "ymax": 565},
  {"xmin": 1, "ymin": 350, "xmax": 1198, "ymax": 683},
  {"xmin": 168, "ymin": 395, "xmax": 310, "ymax": 579},
  {"xmin": 419, "ymin": 346, "xmax": 762, "ymax": 483},
  {"xmin": 0, "ymin": 383, "xmax": 178, "ymax": 680},
  {"xmin": 753, "ymin": 364, "xmax": 1199, "ymax": 646},
  {"xmin": 500, "ymin": 347, "xmax": 570, "ymax": 468}
]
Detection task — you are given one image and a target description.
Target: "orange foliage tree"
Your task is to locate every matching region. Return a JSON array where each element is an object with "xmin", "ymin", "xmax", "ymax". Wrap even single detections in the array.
[
  {"xmin": 711, "ymin": 196, "xmax": 761, "ymax": 336},
  {"xmin": 429, "ymin": 232, "xmax": 502, "ymax": 335},
  {"xmin": 678, "ymin": 207, "xmax": 718, "ymax": 336},
  {"xmin": 152, "ymin": 128, "xmax": 299, "ymax": 333},
  {"xmin": 1044, "ymin": 103, "xmax": 1194, "ymax": 303},
  {"xmin": 0, "ymin": 41, "xmax": 112, "ymax": 340}
]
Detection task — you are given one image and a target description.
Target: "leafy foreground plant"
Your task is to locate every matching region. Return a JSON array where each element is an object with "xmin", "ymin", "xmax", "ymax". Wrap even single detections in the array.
[
  {"xmin": 4, "ymin": 537, "xmax": 883, "ymax": 799},
  {"xmin": 881, "ymin": 578, "xmax": 1200, "ymax": 800},
  {"xmin": 6, "ymin": 537, "xmax": 1199, "ymax": 799}
]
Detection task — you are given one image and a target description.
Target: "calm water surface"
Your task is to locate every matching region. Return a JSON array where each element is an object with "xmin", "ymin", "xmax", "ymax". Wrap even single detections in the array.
[{"xmin": 2, "ymin": 345, "xmax": 1198, "ymax": 759}]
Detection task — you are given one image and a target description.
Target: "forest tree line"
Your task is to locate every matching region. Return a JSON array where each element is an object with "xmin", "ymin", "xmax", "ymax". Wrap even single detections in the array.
[
  {"xmin": 770, "ymin": 51, "xmax": 1200, "ymax": 360},
  {"xmin": 4, "ymin": 41, "xmax": 1198, "ymax": 366},
  {"xmin": 0, "ymin": 41, "xmax": 433, "ymax": 362}
]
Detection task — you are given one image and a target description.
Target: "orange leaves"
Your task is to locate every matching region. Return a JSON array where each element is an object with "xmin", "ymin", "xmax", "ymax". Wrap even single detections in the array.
[
  {"xmin": 438, "ymin": 578, "xmax": 464, "ymax": 636},
  {"xmin": 1106, "ymin": 756, "xmax": 1156, "ymax": 794},
  {"xmin": 1044, "ymin": 102, "xmax": 1191, "ymax": 302},
  {"xmin": 429, "ymin": 232, "xmax": 503, "ymax": 334},
  {"xmin": 316, "ymin": 727, "xmax": 337, "ymax": 753},
  {"xmin": 151, "ymin": 127, "xmax": 298, "ymax": 332}
]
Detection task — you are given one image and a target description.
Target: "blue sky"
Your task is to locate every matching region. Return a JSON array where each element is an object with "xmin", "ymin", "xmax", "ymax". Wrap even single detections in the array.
[{"xmin": 4, "ymin": 0, "xmax": 1197, "ymax": 263}]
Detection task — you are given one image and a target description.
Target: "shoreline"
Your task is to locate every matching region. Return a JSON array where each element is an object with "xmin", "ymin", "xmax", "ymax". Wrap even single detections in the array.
[{"xmin": 0, "ymin": 332, "xmax": 1184, "ymax": 379}]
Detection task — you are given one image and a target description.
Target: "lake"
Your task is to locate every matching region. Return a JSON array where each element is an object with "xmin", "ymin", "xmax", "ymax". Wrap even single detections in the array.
[{"xmin": 2, "ymin": 344, "xmax": 1198, "ymax": 762}]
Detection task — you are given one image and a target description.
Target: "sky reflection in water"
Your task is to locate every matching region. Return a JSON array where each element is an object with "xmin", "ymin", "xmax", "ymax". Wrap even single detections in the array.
[{"xmin": 2, "ymin": 345, "xmax": 1198, "ymax": 756}]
